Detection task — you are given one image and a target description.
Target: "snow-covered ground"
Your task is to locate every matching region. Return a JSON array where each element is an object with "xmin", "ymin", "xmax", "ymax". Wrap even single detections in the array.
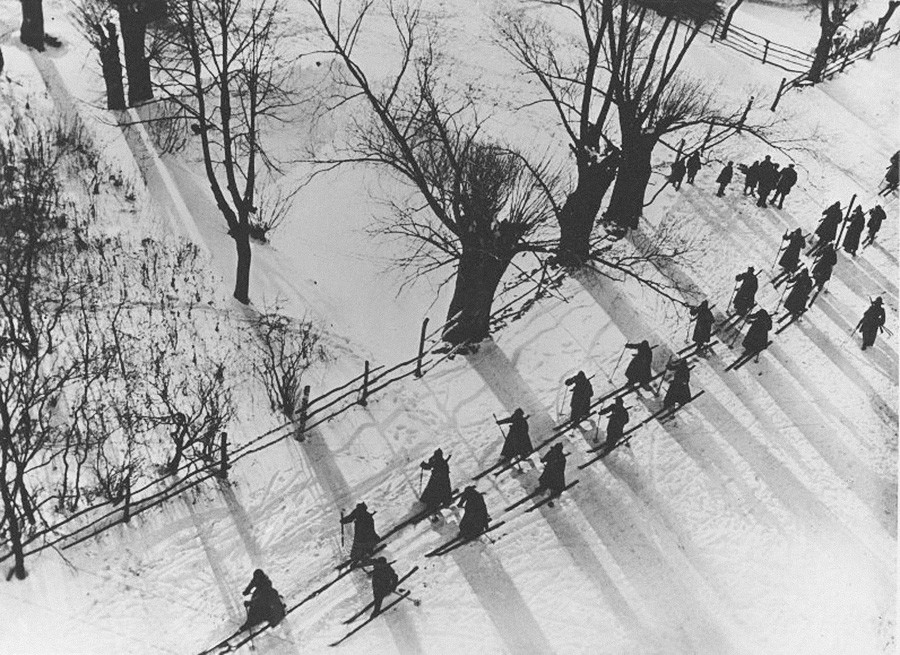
[{"xmin": 0, "ymin": 0, "xmax": 897, "ymax": 653}]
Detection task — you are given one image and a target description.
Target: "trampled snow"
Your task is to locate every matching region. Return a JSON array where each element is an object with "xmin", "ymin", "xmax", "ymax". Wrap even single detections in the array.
[{"xmin": 0, "ymin": 0, "xmax": 896, "ymax": 654}]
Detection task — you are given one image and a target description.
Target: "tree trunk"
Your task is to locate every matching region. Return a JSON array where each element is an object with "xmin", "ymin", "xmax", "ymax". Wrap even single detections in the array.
[
  {"xmin": 0, "ymin": 460, "xmax": 28, "ymax": 580},
  {"xmin": 19, "ymin": 0, "xmax": 45, "ymax": 51},
  {"xmin": 809, "ymin": 5, "xmax": 838, "ymax": 82},
  {"xmin": 719, "ymin": 0, "xmax": 746, "ymax": 40},
  {"xmin": 97, "ymin": 22, "xmax": 126, "ymax": 111},
  {"xmin": 233, "ymin": 222, "xmax": 252, "ymax": 304},
  {"xmin": 876, "ymin": 2, "xmax": 899, "ymax": 38},
  {"xmin": 442, "ymin": 242, "xmax": 513, "ymax": 346},
  {"xmin": 605, "ymin": 131, "xmax": 654, "ymax": 231},
  {"xmin": 118, "ymin": 6, "xmax": 153, "ymax": 106},
  {"xmin": 556, "ymin": 151, "xmax": 619, "ymax": 266}
]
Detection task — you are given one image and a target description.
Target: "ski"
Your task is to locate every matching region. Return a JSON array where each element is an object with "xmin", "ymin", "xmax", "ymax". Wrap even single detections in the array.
[
  {"xmin": 342, "ymin": 566, "xmax": 420, "ymax": 624},
  {"xmin": 524, "ymin": 480, "xmax": 580, "ymax": 512},
  {"xmin": 725, "ymin": 343, "xmax": 772, "ymax": 371},
  {"xmin": 503, "ymin": 488, "xmax": 545, "ymax": 513},
  {"xmin": 335, "ymin": 543, "xmax": 387, "ymax": 571},
  {"xmin": 376, "ymin": 490, "xmax": 461, "ymax": 542},
  {"xmin": 328, "ymin": 592, "xmax": 411, "ymax": 647},
  {"xmin": 657, "ymin": 390, "xmax": 705, "ymax": 421},
  {"xmin": 196, "ymin": 627, "xmax": 244, "ymax": 655},
  {"xmin": 775, "ymin": 315, "xmax": 803, "ymax": 334},
  {"xmin": 425, "ymin": 521, "xmax": 507, "ymax": 558}
]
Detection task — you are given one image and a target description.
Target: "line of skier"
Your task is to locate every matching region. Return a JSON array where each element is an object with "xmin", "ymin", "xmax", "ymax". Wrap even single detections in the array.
[{"xmin": 233, "ymin": 194, "xmax": 890, "ymax": 643}]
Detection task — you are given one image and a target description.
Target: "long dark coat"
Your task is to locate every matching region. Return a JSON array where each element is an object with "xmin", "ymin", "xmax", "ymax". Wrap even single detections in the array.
[
  {"xmin": 663, "ymin": 361, "xmax": 691, "ymax": 408},
  {"xmin": 243, "ymin": 571, "xmax": 285, "ymax": 628},
  {"xmin": 538, "ymin": 446, "xmax": 567, "ymax": 493},
  {"xmin": 815, "ymin": 204, "xmax": 842, "ymax": 243},
  {"xmin": 860, "ymin": 303, "xmax": 886, "ymax": 348},
  {"xmin": 733, "ymin": 272, "xmax": 758, "ymax": 315},
  {"xmin": 566, "ymin": 374, "xmax": 593, "ymax": 421},
  {"xmin": 498, "ymin": 414, "xmax": 533, "ymax": 460},
  {"xmin": 624, "ymin": 342, "xmax": 653, "ymax": 385},
  {"xmin": 341, "ymin": 505, "xmax": 380, "ymax": 562},
  {"xmin": 690, "ymin": 304, "xmax": 714, "ymax": 346},
  {"xmin": 602, "ymin": 403, "xmax": 629, "ymax": 447},
  {"xmin": 371, "ymin": 561, "xmax": 399, "ymax": 602},
  {"xmin": 784, "ymin": 272, "xmax": 813, "ymax": 315},
  {"xmin": 458, "ymin": 488, "xmax": 490, "ymax": 538},
  {"xmin": 842, "ymin": 209, "xmax": 865, "ymax": 253},
  {"xmin": 779, "ymin": 231, "xmax": 805, "ymax": 271},
  {"xmin": 420, "ymin": 452, "xmax": 452, "ymax": 510},
  {"xmin": 742, "ymin": 310, "xmax": 772, "ymax": 353},
  {"xmin": 812, "ymin": 246, "xmax": 837, "ymax": 286}
]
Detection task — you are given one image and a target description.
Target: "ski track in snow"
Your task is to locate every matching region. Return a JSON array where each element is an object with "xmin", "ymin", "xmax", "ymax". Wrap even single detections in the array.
[{"xmin": 2, "ymin": 3, "xmax": 897, "ymax": 653}]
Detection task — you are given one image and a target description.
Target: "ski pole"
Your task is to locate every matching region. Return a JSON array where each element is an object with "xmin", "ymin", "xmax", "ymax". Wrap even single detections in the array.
[
  {"xmin": 340, "ymin": 510, "xmax": 345, "ymax": 550},
  {"xmin": 491, "ymin": 413, "xmax": 507, "ymax": 439},
  {"xmin": 835, "ymin": 193, "xmax": 856, "ymax": 249},
  {"xmin": 727, "ymin": 281, "xmax": 740, "ymax": 313},
  {"xmin": 772, "ymin": 232, "xmax": 787, "ymax": 269},
  {"xmin": 610, "ymin": 346, "xmax": 627, "ymax": 381},
  {"xmin": 418, "ymin": 467, "xmax": 424, "ymax": 496}
]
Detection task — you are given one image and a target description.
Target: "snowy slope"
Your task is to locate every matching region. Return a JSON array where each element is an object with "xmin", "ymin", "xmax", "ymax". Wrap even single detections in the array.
[{"xmin": 0, "ymin": 0, "xmax": 897, "ymax": 654}]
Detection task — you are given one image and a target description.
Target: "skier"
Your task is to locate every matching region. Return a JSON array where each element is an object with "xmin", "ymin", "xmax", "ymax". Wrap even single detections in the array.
[
  {"xmin": 770, "ymin": 163, "xmax": 798, "ymax": 209},
  {"xmin": 624, "ymin": 340, "xmax": 654, "ymax": 391},
  {"xmin": 496, "ymin": 408, "xmax": 533, "ymax": 461},
  {"xmin": 564, "ymin": 371, "xmax": 593, "ymax": 423},
  {"xmin": 669, "ymin": 158, "xmax": 686, "ymax": 190},
  {"xmin": 742, "ymin": 160, "xmax": 760, "ymax": 196},
  {"xmin": 341, "ymin": 502, "xmax": 380, "ymax": 566},
  {"xmin": 599, "ymin": 396, "xmax": 629, "ymax": 451},
  {"xmin": 686, "ymin": 151, "xmax": 702, "ymax": 184},
  {"xmin": 777, "ymin": 228, "xmax": 806, "ymax": 275},
  {"xmin": 663, "ymin": 358, "xmax": 692, "ymax": 409},
  {"xmin": 733, "ymin": 267, "xmax": 758, "ymax": 315},
  {"xmin": 457, "ymin": 486, "xmax": 490, "ymax": 539},
  {"xmin": 857, "ymin": 297, "xmax": 886, "ymax": 350},
  {"xmin": 742, "ymin": 308, "xmax": 773, "ymax": 354},
  {"xmin": 756, "ymin": 157, "xmax": 778, "ymax": 207},
  {"xmin": 537, "ymin": 443, "xmax": 567, "ymax": 495},
  {"xmin": 369, "ymin": 557, "xmax": 399, "ymax": 619},
  {"xmin": 715, "ymin": 161, "xmax": 734, "ymax": 197},
  {"xmin": 862, "ymin": 205, "xmax": 886, "ymax": 248},
  {"xmin": 241, "ymin": 569, "xmax": 286, "ymax": 630},
  {"xmin": 841, "ymin": 206, "xmax": 865, "ymax": 255},
  {"xmin": 689, "ymin": 300, "xmax": 715, "ymax": 350},
  {"xmin": 782, "ymin": 267, "xmax": 813, "ymax": 318},
  {"xmin": 811, "ymin": 242, "xmax": 837, "ymax": 292},
  {"xmin": 880, "ymin": 151, "xmax": 899, "ymax": 195},
  {"xmin": 420, "ymin": 449, "xmax": 452, "ymax": 512},
  {"xmin": 814, "ymin": 201, "xmax": 842, "ymax": 247}
]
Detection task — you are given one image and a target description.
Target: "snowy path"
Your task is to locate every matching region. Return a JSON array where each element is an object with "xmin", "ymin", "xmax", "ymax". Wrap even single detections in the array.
[{"xmin": 1, "ymin": 2, "xmax": 896, "ymax": 654}]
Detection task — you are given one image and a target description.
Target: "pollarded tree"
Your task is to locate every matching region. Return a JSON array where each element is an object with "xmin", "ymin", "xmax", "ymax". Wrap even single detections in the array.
[
  {"xmin": 149, "ymin": 0, "xmax": 294, "ymax": 303},
  {"xmin": 807, "ymin": 0, "xmax": 858, "ymax": 82},
  {"xmin": 306, "ymin": 0, "xmax": 563, "ymax": 344},
  {"xmin": 72, "ymin": 0, "xmax": 127, "ymax": 110}
]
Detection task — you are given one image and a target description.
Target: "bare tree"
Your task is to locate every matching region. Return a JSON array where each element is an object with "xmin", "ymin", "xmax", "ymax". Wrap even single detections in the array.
[
  {"xmin": 718, "ymin": 0, "xmax": 746, "ymax": 40},
  {"xmin": 501, "ymin": 0, "xmax": 767, "ymax": 235},
  {"xmin": 250, "ymin": 312, "xmax": 326, "ymax": 417},
  {"xmin": 807, "ymin": 0, "xmax": 858, "ymax": 82},
  {"xmin": 148, "ymin": 0, "xmax": 295, "ymax": 303},
  {"xmin": 20, "ymin": 0, "xmax": 46, "ymax": 50},
  {"xmin": 72, "ymin": 0, "xmax": 127, "ymax": 110}
]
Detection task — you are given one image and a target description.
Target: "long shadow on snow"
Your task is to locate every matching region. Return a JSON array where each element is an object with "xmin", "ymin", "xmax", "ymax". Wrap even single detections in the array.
[
  {"xmin": 574, "ymin": 268, "xmax": 895, "ymax": 573},
  {"xmin": 652, "ymin": 191, "xmax": 896, "ymax": 531},
  {"xmin": 466, "ymin": 341, "xmax": 725, "ymax": 654}
]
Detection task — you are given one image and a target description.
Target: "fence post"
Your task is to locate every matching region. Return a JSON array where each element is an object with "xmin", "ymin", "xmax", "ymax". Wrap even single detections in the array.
[
  {"xmin": 762, "ymin": 40, "xmax": 770, "ymax": 65},
  {"xmin": 415, "ymin": 318, "xmax": 429, "ymax": 378},
  {"xmin": 711, "ymin": 16, "xmax": 720, "ymax": 42},
  {"xmin": 359, "ymin": 360, "xmax": 370, "ymax": 406},
  {"xmin": 840, "ymin": 52, "xmax": 850, "ymax": 72},
  {"xmin": 122, "ymin": 478, "xmax": 132, "ymax": 524},
  {"xmin": 737, "ymin": 96, "xmax": 754, "ymax": 132},
  {"xmin": 867, "ymin": 35, "xmax": 878, "ymax": 59},
  {"xmin": 295, "ymin": 385, "xmax": 311, "ymax": 441},
  {"xmin": 219, "ymin": 432, "xmax": 229, "ymax": 479},
  {"xmin": 770, "ymin": 78, "xmax": 787, "ymax": 112},
  {"xmin": 675, "ymin": 138, "xmax": 685, "ymax": 160}
]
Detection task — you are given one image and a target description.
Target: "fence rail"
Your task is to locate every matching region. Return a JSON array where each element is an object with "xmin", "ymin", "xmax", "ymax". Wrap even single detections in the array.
[{"xmin": 706, "ymin": 19, "xmax": 814, "ymax": 74}]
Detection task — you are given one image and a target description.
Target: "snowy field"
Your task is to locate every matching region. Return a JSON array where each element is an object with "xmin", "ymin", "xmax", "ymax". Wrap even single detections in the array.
[{"xmin": 0, "ymin": 0, "xmax": 897, "ymax": 654}]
